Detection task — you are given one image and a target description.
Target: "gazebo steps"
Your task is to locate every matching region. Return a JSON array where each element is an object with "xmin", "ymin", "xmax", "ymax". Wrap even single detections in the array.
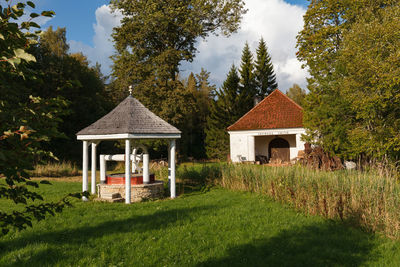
[
  {"xmin": 94, "ymin": 197, "xmax": 125, "ymax": 203},
  {"xmin": 94, "ymin": 192, "xmax": 125, "ymax": 202},
  {"xmin": 102, "ymin": 192, "xmax": 121, "ymax": 199}
]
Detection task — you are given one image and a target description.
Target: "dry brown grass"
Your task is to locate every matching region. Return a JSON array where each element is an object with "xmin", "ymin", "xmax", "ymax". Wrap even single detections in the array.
[
  {"xmin": 218, "ymin": 164, "xmax": 400, "ymax": 239},
  {"xmin": 30, "ymin": 161, "xmax": 80, "ymax": 177}
]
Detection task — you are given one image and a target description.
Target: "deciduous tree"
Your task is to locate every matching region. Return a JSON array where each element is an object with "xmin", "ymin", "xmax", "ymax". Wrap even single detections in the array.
[
  {"xmin": 286, "ymin": 84, "xmax": 306, "ymax": 107},
  {"xmin": 0, "ymin": 1, "xmax": 85, "ymax": 235},
  {"xmin": 337, "ymin": 4, "xmax": 400, "ymax": 162},
  {"xmin": 32, "ymin": 27, "xmax": 113, "ymax": 161},
  {"xmin": 296, "ymin": 0, "xmax": 398, "ymax": 159},
  {"xmin": 110, "ymin": 0, "xmax": 246, "ymax": 158},
  {"xmin": 296, "ymin": 0, "xmax": 356, "ymax": 157}
]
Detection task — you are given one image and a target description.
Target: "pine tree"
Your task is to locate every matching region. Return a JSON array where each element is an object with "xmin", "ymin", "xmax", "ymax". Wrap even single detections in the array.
[
  {"xmin": 193, "ymin": 69, "xmax": 215, "ymax": 158},
  {"xmin": 205, "ymin": 65, "xmax": 241, "ymax": 159},
  {"xmin": 254, "ymin": 37, "xmax": 277, "ymax": 96},
  {"xmin": 180, "ymin": 72, "xmax": 199, "ymax": 158},
  {"xmin": 238, "ymin": 42, "xmax": 256, "ymax": 115}
]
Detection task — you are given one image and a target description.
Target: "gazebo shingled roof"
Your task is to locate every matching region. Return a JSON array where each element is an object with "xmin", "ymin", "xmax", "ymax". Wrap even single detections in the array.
[{"xmin": 77, "ymin": 95, "xmax": 181, "ymax": 136}]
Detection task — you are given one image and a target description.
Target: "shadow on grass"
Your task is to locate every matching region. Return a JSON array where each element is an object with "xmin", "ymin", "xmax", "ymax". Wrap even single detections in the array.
[
  {"xmin": 197, "ymin": 222, "xmax": 380, "ymax": 267},
  {"xmin": 0, "ymin": 205, "xmax": 217, "ymax": 266},
  {"xmin": 175, "ymin": 164, "xmax": 222, "ymax": 197}
]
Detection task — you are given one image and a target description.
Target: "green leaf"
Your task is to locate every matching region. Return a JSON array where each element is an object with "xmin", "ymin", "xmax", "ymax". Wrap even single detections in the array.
[
  {"xmin": 14, "ymin": 49, "xmax": 36, "ymax": 62},
  {"xmin": 29, "ymin": 21, "xmax": 40, "ymax": 28},
  {"xmin": 0, "ymin": 33, "xmax": 4, "ymax": 40},
  {"xmin": 30, "ymin": 13, "xmax": 39, "ymax": 18},
  {"xmin": 41, "ymin": 11, "xmax": 55, "ymax": 17},
  {"xmin": 11, "ymin": 5, "xmax": 19, "ymax": 13},
  {"xmin": 27, "ymin": 1, "xmax": 35, "ymax": 8}
]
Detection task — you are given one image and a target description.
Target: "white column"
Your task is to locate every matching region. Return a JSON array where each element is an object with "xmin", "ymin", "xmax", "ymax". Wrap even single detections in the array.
[
  {"xmin": 91, "ymin": 142, "xmax": 97, "ymax": 194},
  {"xmin": 168, "ymin": 145, "xmax": 171, "ymax": 182},
  {"xmin": 82, "ymin": 140, "xmax": 89, "ymax": 201},
  {"xmin": 296, "ymin": 133, "xmax": 305, "ymax": 150},
  {"xmin": 132, "ymin": 148, "xmax": 137, "ymax": 173},
  {"xmin": 125, "ymin": 139, "xmax": 131, "ymax": 204},
  {"xmin": 100, "ymin": 154, "xmax": 106, "ymax": 184},
  {"xmin": 143, "ymin": 153, "xmax": 150, "ymax": 184},
  {"xmin": 169, "ymin": 139, "xmax": 176, "ymax": 198},
  {"xmin": 247, "ymin": 135, "xmax": 255, "ymax": 162}
]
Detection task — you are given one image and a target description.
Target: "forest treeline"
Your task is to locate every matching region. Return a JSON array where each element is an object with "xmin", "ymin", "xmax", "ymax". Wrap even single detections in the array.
[{"xmin": 3, "ymin": 0, "xmax": 400, "ymax": 167}]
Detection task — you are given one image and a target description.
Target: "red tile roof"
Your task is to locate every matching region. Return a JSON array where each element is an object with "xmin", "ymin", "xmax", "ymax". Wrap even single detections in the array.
[{"xmin": 227, "ymin": 89, "xmax": 303, "ymax": 131}]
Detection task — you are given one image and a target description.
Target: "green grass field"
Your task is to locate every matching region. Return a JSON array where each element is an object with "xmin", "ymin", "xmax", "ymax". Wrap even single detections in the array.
[{"xmin": 1, "ymin": 181, "xmax": 400, "ymax": 266}]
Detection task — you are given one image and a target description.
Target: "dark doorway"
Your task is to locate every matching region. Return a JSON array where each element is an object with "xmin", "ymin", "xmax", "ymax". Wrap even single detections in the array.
[{"xmin": 269, "ymin": 137, "xmax": 290, "ymax": 162}]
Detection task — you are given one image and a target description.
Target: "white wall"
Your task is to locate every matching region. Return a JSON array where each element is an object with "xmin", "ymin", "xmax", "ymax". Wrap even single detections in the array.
[
  {"xmin": 229, "ymin": 135, "xmax": 255, "ymax": 162},
  {"xmin": 229, "ymin": 128, "xmax": 306, "ymax": 163}
]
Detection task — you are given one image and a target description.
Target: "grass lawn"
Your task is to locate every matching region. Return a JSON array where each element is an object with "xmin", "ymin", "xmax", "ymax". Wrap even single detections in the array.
[{"xmin": 1, "ymin": 181, "xmax": 400, "ymax": 266}]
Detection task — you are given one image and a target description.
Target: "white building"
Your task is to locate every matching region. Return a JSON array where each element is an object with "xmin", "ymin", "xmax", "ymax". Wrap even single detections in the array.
[{"xmin": 228, "ymin": 89, "xmax": 306, "ymax": 163}]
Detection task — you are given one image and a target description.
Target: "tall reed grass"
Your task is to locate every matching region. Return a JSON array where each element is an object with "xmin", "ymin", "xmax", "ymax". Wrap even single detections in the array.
[
  {"xmin": 30, "ymin": 161, "xmax": 80, "ymax": 177},
  {"xmin": 218, "ymin": 164, "xmax": 400, "ymax": 238}
]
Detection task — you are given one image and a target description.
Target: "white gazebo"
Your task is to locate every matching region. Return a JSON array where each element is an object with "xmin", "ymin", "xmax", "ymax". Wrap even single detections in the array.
[{"xmin": 76, "ymin": 92, "xmax": 181, "ymax": 204}]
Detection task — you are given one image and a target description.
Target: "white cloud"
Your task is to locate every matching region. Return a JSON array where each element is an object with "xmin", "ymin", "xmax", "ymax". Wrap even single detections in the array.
[
  {"xmin": 69, "ymin": 5, "xmax": 122, "ymax": 76},
  {"xmin": 70, "ymin": 1, "xmax": 309, "ymax": 91},
  {"xmin": 181, "ymin": 0, "xmax": 309, "ymax": 91}
]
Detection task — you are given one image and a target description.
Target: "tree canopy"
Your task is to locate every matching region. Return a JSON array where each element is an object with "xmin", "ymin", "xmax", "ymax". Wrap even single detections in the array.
[
  {"xmin": 110, "ymin": 0, "xmax": 246, "ymax": 159},
  {"xmin": 110, "ymin": 0, "xmax": 246, "ymax": 90},
  {"xmin": 0, "ymin": 1, "xmax": 86, "ymax": 235},
  {"xmin": 337, "ymin": 4, "xmax": 400, "ymax": 162},
  {"xmin": 33, "ymin": 27, "xmax": 113, "ymax": 161},
  {"xmin": 297, "ymin": 0, "xmax": 400, "ymax": 164},
  {"xmin": 286, "ymin": 84, "xmax": 306, "ymax": 107}
]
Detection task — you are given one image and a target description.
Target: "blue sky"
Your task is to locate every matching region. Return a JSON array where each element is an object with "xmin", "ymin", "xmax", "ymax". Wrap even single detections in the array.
[
  {"xmin": 18, "ymin": 0, "xmax": 310, "ymax": 90},
  {"xmin": 29, "ymin": 0, "xmax": 109, "ymax": 46}
]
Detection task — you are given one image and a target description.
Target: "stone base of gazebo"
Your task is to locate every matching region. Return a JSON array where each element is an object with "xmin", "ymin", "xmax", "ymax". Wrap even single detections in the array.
[{"xmin": 96, "ymin": 181, "xmax": 164, "ymax": 202}]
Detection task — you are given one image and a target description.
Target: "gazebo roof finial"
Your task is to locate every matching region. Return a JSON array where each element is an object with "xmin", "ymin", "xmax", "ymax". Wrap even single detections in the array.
[{"xmin": 128, "ymin": 85, "xmax": 133, "ymax": 96}]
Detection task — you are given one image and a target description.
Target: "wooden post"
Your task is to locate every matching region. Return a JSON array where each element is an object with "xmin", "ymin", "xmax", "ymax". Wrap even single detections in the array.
[
  {"xmin": 125, "ymin": 139, "xmax": 131, "ymax": 204},
  {"xmin": 91, "ymin": 142, "xmax": 97, "ymax": 194},
  {"xmin": 82, "ymin": 140, "xmax": 89, "ymax": 201},
  {"xmin": 170, "ymin": 139, "xmax": 176, "ymax": 198}
]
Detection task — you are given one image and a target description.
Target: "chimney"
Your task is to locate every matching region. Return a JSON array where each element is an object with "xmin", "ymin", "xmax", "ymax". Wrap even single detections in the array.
[{"xmin": 254, "ymin": 96, "xmax": 262, "ymax": 106}]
